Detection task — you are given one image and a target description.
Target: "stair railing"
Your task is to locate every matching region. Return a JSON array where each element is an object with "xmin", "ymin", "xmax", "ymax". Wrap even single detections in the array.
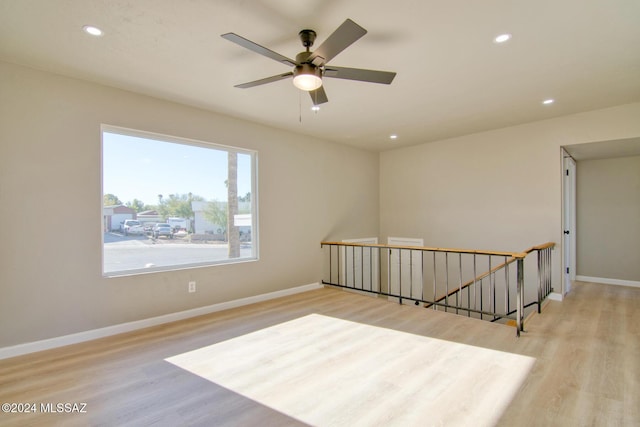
[{"xmin": 320, "ymin": 241, "xmax": 555, "ymax": 337}]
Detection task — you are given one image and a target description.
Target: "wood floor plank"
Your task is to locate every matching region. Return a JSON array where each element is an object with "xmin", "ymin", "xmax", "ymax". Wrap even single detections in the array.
[{"xmin": 0, "ymin": 281, "xmax": 638, "ymax": 426}]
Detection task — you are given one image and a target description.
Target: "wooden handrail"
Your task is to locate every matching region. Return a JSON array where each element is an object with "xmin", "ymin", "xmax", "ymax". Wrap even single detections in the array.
[{"xmin": 523, "ymin": 242, "xmax": 555, "ymax": 253}]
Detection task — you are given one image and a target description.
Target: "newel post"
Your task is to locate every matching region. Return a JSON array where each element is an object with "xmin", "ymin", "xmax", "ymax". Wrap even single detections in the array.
[{"xmin": 516, "ymin": 257, "xmax": 525, "ymax": 337}]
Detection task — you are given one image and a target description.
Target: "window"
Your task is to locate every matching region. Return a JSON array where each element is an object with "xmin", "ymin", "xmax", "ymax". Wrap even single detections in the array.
[{"xmin": 101, "ymin": 126, "xmax": 257, "ymax": 276}]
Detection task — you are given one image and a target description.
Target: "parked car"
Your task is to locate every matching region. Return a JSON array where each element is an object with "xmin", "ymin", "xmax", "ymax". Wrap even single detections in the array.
[
  {"xmin": 167, "ymin": 217, "xmax": 189, "ymax": 232},
  {"xmin": 122, "ymin": 219, "xmax": 144, "ymax": 235},
  {"xmin": 153, "ymin": 223, "xmax": 173, "ymax": 239}
]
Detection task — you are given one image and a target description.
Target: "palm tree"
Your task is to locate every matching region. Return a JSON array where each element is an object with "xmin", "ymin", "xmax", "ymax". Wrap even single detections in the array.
[{"xmin": 227, "ymin": 151, "xmax": 240, "ymax": 258}]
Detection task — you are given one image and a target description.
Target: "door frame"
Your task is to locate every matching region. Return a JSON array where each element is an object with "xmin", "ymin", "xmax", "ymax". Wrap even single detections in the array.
[{"xmin": 561, "ymin": 149, "xmax": 577, "ymax": 296}]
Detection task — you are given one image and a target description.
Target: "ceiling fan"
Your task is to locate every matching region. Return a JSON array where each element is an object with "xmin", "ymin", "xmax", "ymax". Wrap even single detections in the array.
[{"xmin": 221, "ymin": 19, "xmax": 396, "ymax": 105}]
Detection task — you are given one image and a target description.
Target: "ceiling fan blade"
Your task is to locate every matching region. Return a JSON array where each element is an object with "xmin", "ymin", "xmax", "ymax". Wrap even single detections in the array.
[
  {"xmin": 308, "ymin": 19, "xmax": 367, "ymax": 66},
  {"xmin": 309, "ymin": 86, "xmax": 329, "ymax": 105},
  {"xmin": 324, "ymin": 66, "xmax": 396, "ymax": 84},
  {"xmin": 234, "ymin": 72, "xmax": 294, "ymax": 88},
  {"xmin": 221, "ymin": 33, "xmax": 298, "ymax": 67}
]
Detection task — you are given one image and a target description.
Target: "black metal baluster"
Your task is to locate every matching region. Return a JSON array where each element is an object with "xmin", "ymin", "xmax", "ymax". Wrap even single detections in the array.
[{"xmin": 432, "ymin": 252, "xmax": 437, "ymax": 310}]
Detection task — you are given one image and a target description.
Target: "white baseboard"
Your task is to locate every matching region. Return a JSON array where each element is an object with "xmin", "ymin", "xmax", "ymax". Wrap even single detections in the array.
[
  {"xmin": 0, "ymin": 283, "xmax": 323, "ymax": 361},
  {"xmin": 547, "ymin": 292, "xmax": 563, "ymax": 301},
  {"xmin": 575, "ymin": 275, "xmax": 640, "ymax": 288}
]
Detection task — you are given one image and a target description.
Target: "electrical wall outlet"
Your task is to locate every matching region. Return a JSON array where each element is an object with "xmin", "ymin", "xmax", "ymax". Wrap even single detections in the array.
[{"xmin": 188, "ymin": 281, "xmax": 196, "ymax": 293}]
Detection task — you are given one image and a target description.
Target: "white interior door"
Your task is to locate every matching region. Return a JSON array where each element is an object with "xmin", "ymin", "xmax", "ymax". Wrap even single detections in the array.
[
  {"xmin": 563, "ymin": 153, "xmax": 577, "ymax": 295},
  {"xmin": 388, "ymin": 237, "xmax": 424, "ymax": 305},
  {"xmin": 341, "ymin": 238, "xmax": 379, "ymax": 295}
]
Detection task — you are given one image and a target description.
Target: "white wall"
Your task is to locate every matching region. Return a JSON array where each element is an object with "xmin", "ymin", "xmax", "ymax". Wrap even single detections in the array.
[
  {"xmin": 0, "ymin": 61, "xmax": 379, "ymax": 348},
  {"xmin": 380, "ymin": 102, "xmax": 640, "ymax": 295}
]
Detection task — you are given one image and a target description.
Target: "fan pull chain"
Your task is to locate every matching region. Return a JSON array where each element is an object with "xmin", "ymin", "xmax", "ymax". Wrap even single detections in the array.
[{"xmin": 299, "ymin": 90, "xmax": 302, "ymax": 123}]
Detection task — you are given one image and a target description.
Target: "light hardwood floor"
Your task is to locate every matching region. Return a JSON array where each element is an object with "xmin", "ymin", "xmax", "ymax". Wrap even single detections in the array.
[{"xmin": 0, "ymin": 281, "xmax": 638, "ymax": 426}]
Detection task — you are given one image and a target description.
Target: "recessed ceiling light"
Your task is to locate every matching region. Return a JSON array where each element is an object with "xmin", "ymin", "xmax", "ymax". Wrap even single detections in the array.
[
  {"xmin": 494, "ymin": 33, "xmax": 512, "ymax": 43},
  {"xmin": 311, "ymin": 105, "xmax": 320, "ymax": 112},
  {"xmin": 389, "ymin": 134, "xmax": 398, "ymax": 140},
  {"xmin": 542, "ymin": 99, "xmax": 555, "ymax": 105},
  {"xmin": 83, "ymin": 25, "xmax": 103, "ymax": 36}
]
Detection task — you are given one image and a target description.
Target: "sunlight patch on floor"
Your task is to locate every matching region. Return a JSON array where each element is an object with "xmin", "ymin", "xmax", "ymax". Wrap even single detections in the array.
[{"xmin": 166, "ymin": 314, "xmax": 535, "ymax": 426}]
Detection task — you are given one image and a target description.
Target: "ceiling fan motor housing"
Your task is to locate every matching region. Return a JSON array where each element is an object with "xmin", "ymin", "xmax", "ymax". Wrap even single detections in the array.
[
  {"xmin": 294, "ymin": 62, "xmax": 322, "ymax": 78},
  {"xmin": 295, "ymin": 51, "xmax": 314, "ymax": 64},
  {"xmin": 298, "ymin": 29, "xmax": 317, "ymax": 49}
]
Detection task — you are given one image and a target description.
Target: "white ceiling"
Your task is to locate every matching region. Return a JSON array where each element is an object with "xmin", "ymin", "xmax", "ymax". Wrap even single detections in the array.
[{"xmin": 1, "ymin": 0, "xmax": 639, "ymax": 152}]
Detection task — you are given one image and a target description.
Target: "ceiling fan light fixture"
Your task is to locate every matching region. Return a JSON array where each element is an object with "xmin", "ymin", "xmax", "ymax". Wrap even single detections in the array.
[{"xmin": 293, "ymin": 64, "xmax": 322, "ymax": 91}]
